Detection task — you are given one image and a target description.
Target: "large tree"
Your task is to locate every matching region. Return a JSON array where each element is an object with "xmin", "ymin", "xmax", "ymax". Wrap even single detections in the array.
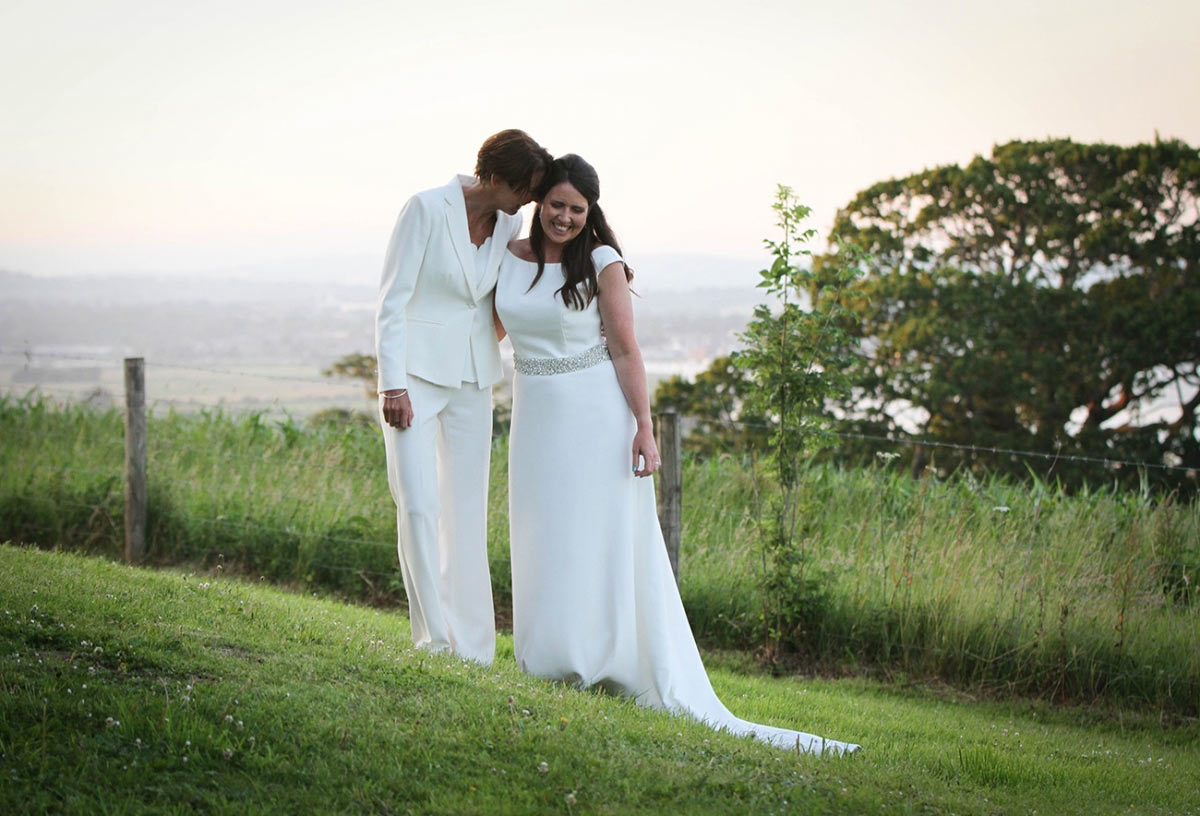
[{"xmin": 818, "ymin": 137, "xmax": 1199, "ymax": 489}]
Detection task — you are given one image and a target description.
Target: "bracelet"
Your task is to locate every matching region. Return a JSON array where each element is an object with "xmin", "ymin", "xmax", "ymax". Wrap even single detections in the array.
[{"xmin": 382, "ymin": 390, "xmax": 408, "ymax": 400}]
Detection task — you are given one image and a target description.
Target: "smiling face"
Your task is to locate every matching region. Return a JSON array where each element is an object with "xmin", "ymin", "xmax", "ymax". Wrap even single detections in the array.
[{"xmin": 539, "ymin": 181, "xmax": 590, "ymax": 245}]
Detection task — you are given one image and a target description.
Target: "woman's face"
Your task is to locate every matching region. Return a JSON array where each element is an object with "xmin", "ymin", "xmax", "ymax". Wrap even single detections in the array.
[{"xmin": 539, "ymin": 181, "xmax": 589, "ymax": 245}]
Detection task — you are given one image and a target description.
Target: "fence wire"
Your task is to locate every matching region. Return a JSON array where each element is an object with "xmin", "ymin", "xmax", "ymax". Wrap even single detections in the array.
[{"xmin": 702, "ymin": 417, "xmax": 1197, "ymax": 474}]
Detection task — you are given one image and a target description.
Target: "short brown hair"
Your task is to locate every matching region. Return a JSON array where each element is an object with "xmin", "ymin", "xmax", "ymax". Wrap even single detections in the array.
[{"xmin": 475, "ymin": 129, "xmax": 552, "ymax": 194}]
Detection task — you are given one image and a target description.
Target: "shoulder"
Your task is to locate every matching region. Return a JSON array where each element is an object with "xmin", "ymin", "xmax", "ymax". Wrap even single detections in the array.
[
  {"xmin": 500, "ymin": 208, "xmax": 523, "ymax": 237},
  {"xmin": 591, "ymin": 245, "xmax": 625, "ymax": 278},
  {"xmin": 590, "ymin": 244, "xmax": 623, "ymax": 270},
  {"xmin": 410, "ymin": 176, "xmax": 464, "ymax": 207},
  {"xmin": 410, "ymin": 184, "xmax": 449, "ymax": 209},
  {"xmin": 395, "ymin": 190, "xmax": 438, "ymax": 224},
  {"xmin": 507, "ymin": 238, "xmax": 535, "ymax": 262}
]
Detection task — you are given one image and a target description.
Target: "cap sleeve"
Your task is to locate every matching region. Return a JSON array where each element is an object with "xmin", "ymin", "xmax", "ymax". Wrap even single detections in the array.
[{"xmin": 590, "ymin": 245, "xmax": 623, "ymax": 272}]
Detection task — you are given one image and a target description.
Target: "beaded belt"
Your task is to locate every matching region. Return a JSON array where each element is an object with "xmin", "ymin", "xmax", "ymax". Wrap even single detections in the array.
[{"xmin": 513, "ymin": 343, "xmax": 611, "ymax": 376}]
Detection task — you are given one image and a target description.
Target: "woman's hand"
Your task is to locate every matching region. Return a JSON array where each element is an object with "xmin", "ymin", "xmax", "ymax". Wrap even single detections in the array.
[
  {"xmin": 632, "ymin": 425, "xmax": 660, "ymax": 478},
  {"xmin": 381, "ymin": 389, "xmax": 414, "ymax": 430}
]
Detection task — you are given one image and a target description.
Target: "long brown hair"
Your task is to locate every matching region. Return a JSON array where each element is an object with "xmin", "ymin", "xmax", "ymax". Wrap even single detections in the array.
[{"xmin": 528, "ymin": 154, "xmax": 633, "ymax": 310}]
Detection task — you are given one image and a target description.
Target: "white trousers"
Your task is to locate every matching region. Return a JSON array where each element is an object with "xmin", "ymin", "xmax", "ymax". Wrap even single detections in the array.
[{"xmin": 379, "ymin": 376, "xmax": 495, "ymax": 664}]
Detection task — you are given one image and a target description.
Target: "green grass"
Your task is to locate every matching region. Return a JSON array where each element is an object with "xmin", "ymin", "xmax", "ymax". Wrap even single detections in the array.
[
  {"xmin": 2, "ymin": 544, "xmax": 1198, "ymax": 815},
  {"xmin": 677, "ymin": 455, "xmax": 1200, "ymax": 714},
  {"xmin": 2, "ymin": 394, "xmax": 1198, "ymax": 715}
]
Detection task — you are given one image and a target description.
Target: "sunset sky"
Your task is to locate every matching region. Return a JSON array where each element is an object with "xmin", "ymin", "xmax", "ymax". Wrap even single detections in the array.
[{"xmin": 2, "ymin": 0, "xmax": 1198, "ymax": 284}]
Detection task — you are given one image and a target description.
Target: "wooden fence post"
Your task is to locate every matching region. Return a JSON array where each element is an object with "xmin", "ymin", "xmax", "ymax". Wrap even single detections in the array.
[
  {"xmin": 124, "ymin": 357, "xmax": 146, "ymax": 563},
  {"xmin": 656, "ymin": 410, "xmax": 682, "ymax": 585}
]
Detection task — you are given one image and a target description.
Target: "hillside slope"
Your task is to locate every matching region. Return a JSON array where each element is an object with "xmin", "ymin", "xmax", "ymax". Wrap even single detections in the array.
[{"xmin": 2, "ymin": 545, "xmax": 1198, "ymax": 814}]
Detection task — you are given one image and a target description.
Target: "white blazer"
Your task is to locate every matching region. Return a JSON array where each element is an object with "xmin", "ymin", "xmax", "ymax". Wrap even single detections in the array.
[{"xmin": 376, "ymin": 175, "xmax": 522, "ymax": 391}]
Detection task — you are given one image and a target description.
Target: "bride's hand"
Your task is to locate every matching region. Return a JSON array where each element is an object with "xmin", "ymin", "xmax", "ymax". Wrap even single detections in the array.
[{"xmin": 632, "ymin": 426, "xmax": 660, "ymax": 478}]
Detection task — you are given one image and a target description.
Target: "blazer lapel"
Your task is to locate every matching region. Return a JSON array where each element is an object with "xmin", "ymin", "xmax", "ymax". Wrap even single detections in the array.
[
  {"xmin": 443, "ymin": 177, "xmax": 476, "ymax": 296},
  {"xmin": 480, "ymin": 211, "xmax": 514, "ymax": 292}
]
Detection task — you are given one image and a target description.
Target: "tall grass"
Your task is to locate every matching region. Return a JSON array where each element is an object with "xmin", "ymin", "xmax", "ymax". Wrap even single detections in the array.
[
  {"xmin": 2, "ymin": 395, "xmax": 1197, "ymax": 715},
  {"xmin": 679, "ymin": 454, "xmax": 1199, "ymax": 714}
]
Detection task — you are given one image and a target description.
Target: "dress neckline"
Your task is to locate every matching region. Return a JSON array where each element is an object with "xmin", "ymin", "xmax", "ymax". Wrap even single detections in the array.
[{"xmin": 506, "ymin": 247, "xmax": 561, "ymax": 266}]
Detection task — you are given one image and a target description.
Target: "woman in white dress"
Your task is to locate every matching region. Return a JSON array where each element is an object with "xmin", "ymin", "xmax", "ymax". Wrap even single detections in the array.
[{"xmin": 494, "ymin": 155, "xmax": 858, "ymax": 755}]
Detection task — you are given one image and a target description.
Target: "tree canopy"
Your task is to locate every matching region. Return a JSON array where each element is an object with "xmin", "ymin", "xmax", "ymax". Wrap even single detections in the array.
[{"xmin": 818, "ymin": 137, "xmax": 1199, "ymax": 490}]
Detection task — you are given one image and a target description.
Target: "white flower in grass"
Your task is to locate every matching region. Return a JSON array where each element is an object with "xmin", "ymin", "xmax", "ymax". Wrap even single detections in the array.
[
  {"xmin": 993, "ymin": 506, "xmax": 1010, "ymax": 513},
  {"xmin": 224, "ymin": 715, "xmax": 233, "ymax": 724},
  {"xmin": 566, "ymin": 793, "xmax": 577, "ymax": 806},
  {"xmin": 223, "ymin": 748, "xmax": 233, "ymax": 759},
  {"xmin": 876, "ymin": 451, "xmax": 900, "ymax": 462},
  {"xmin": 537, "ymin": 761, "xmax": 548, "ymax": 774}
]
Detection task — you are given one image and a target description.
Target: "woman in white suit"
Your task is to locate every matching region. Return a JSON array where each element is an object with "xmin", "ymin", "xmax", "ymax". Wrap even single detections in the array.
[{"xmin": 376, "ymin": 130, "xmax": 550, "ymax": 664}]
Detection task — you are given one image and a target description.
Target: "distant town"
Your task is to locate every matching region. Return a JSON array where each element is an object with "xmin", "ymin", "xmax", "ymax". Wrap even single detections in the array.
[{"xmin": 0, "ymin": 259, "xmax": 767, "ymax": 417}]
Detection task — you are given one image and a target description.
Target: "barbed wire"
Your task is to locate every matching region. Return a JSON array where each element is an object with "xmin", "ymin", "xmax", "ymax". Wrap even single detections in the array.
[
  {"xmin": 2, "ymin": 388, "xmax": 363, "ymax": 407},
  {"xmin": 701, "ymin": 417, "xmax": 1197, "ymax": 475},
  {"xmin": 833, "ymin": 429, "xmax": 1197, "ymax": 474},
  {"xmin": 11, "ymin": 393, "xmax": 1188, "ymax": 477},
  {"xmin": 4, "ymin": 365, "xmax": 1196, "ymax": 477},
  {"xmin": 146, "ymin": 361, "xmax": 362, "ymax": 387},
  {"xmin": 4, "ymin": 420, "xmax": 1194, "ymax": 504},
  {"xmin": 0, "ymin": 384, "xmax": 113, "ymax": 398},
  {"xmin": 1, "ymin": 390, "xmax": 368, "ymax": 423},
  {"xmin": 0, "ymin": 349, "xmax": 122, "ymax": 366},
  {"xmin": 0, "ymin": 347, "xmax": 368, "ymax": 388},
  {"xmin": 1, "ymin": 443, "xmax": 387, "ymax": 484}
]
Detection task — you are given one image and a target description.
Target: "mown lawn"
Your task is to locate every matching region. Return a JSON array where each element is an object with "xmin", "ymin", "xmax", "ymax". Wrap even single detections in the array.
[{"xmin": 1, "ymin": 545, "xmax": 1196, "ymax": 815}]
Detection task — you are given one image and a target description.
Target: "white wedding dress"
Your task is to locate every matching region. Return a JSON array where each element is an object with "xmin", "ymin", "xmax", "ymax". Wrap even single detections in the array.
[{"xmin": 496, "ymin": 245, "xmax": 859, "ymax": 755}]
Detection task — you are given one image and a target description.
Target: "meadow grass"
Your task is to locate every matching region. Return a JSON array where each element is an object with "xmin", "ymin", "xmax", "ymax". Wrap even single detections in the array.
[
  {"xmin": 2, "ymin": 395, "xmax": 1198, "ymax": 716},
  {"xmin": 678, "ymin": 454, "xmax": 1200, "ymax": 714},
  {"xmin": 2, "ymin": 544, "xmax": 1198, "ymax": 815}
]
